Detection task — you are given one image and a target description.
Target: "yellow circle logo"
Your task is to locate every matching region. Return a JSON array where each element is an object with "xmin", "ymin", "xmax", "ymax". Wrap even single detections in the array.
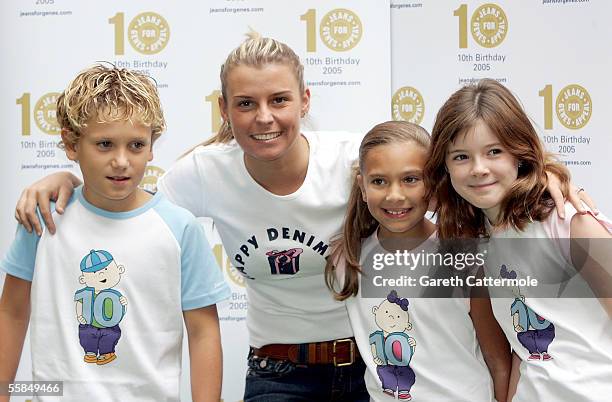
[
  {"xmin": 34, "ymin": 92, "xmax": 60, "ymax": 135},
  {"xmin": 319, "ymin": 8, "xmax": 362, "ymax": 52},
  {"xmin": 139, "ymin": 165, "xmax": 165, "ymax": 192},
  {"xmin": 128, "ymin": 12, "xmax": 170, "ymax": 55},
  {"xmin": 227, "ymin": 263, "xmax": 246, "ymax": 287},
  {"xmin": 556, "ymin": 84, "xmax": 592, "ymax": 130},
  {"xmin": 213, "ymin": 244, "xmax": 246, "ymax": 287},
  {"xmin": 391, "ymin": 86, "xmax": 425, "ymax": 125},
  {"xmin": 470, "ymin": 4, "xmax": 508, "ymax": 48}
]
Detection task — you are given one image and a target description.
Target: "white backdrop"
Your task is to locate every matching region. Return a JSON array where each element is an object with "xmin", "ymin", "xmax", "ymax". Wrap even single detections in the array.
[
  {"xmin": 1, "ymin": 1, "xmax": 609, "ymax": 402},
  {"xmin": 390, "ymin": 0, "xmax": 610, "ymax": 213},
  {"xmin": 0, "ymin": 1, "xmax": 391, "ymax": 401}
]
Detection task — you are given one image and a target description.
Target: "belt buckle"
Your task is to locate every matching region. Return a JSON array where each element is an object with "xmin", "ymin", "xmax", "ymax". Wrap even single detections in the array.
[{"xmin": 332, "ymin": 338, "xmax": 355, "ymax": 367}]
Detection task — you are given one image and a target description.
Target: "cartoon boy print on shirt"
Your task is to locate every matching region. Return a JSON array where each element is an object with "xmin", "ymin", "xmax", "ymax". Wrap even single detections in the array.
[
  {"xmin": 74, "ymin": 249, "xmax": 128, "ymax": 365},
  {"xmin": 500, "ymin": 265, "xmax": 555, "ymax": 361},
  {"xmin": 369, "ymin": 290, "xmax": 416, "ymax": 401}
]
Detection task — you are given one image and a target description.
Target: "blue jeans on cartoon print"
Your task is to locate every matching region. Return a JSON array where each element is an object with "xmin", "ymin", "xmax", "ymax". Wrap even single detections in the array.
[
  {"xmin": 377, "ymin": 364, "xmax": 415, "ymax": 393},
  {"xmin": 78, "ymin": 323, "xmax": 121, "ymax": 355},
  {"xmin": 244, "ymin": 349, "xmax": 368, "ymax": 402},
  {"xmin": 517, "ymin": 323, "xmax": 555, "ymax": 354}
]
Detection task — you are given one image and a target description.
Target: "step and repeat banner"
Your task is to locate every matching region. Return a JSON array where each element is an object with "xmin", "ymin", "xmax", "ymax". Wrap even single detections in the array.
[
  {"xmin": 0, "ymin": 1, "xmax": 390, "ymax": 401},
  {"xmin": 1, "ymin": 1, "xmax": 609, "ymax": 401},
  {"xmin": 390, "ymin": 0, "xmax": 610, "ymax": 213}
]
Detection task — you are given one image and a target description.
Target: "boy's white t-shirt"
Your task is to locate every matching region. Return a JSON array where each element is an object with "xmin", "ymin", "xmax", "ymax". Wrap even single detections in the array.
[
  {"xmin": 0, "ymin": 187, "xmax": 230, "ymax": 402},
  {"xmin": 486, "ymin": 204, "xmax": 612, "ymax": 402},
  {"xmin": 157, "ymin": 131, "xmax": 361, "ymax": 347},
  {"xmin": 339, "ymin": 230, "xmax": 494, "ymax": 402}
]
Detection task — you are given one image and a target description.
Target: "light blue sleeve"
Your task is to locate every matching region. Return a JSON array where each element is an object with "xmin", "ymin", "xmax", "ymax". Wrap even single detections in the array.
[
  {"xmin": 180, "ymin": 220, "xmax": 231, "ymax": 310},
  {"xmin": 1, "ymin": 199, "xmax": 75, "ymax": 282},
  {"xmin": 154, "ymin": 197, "xmax": 230, "ymax": 310},
  {"xmin": 0, "ymin": 224, "xmax": 40, "ymax": 282}
]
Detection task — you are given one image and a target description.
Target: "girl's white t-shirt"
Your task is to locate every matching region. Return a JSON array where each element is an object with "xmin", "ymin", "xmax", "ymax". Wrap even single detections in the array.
[
  {"xmin": 338, "ymin": 230, "xmax": 494, "ymax": 402},
  {"xmin": 486, "ymin": 204, "xmax": 612, "ymax": 402}
]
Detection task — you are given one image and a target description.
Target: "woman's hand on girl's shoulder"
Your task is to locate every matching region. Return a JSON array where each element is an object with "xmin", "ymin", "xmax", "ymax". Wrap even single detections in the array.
[{"xmin": 546, "ymin": 171, "xmax": 598, "ymax": 219}]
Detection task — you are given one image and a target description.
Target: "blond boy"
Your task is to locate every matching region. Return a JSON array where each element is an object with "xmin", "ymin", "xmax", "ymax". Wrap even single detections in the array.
[{"xmin": 0, "ymin": 65, "xmax": 230, "ymax": 402}]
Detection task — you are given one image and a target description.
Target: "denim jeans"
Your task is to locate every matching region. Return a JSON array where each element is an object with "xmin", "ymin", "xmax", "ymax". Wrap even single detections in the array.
[{"xmin": 244, "ymin": 348, "xmax": 369, "ymax": 402}]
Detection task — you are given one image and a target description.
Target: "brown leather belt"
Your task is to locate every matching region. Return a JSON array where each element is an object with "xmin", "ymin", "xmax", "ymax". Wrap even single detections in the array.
[{"xmin": 252, "ymin": 338, "xmax": 360, "ymax": 366}]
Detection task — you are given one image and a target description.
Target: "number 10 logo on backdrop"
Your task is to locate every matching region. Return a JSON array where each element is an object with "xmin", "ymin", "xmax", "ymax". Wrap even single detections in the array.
[
  {"xmin": 301, "ymin": 8, "xmax": 363, "ymax": 52},
  {"xmin": 540, "ymin": 84, "xmax": 592, "ymax": 130},
  {"xmin": 109, "ymin": 11, "xmax": 170, "ymax": 55},
  {"xmin": 16, "ymin": 92, "xmax": 61, "ymax": 136},
  {"xmin": 454, "ymin": 3, "xmax": 508, "ymax": 48}
]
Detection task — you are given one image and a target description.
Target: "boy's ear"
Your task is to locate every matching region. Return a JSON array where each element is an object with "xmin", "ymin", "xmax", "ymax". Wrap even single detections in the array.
[
  {"xmin": 79, "ymin": 275, "xmax": 85, "ymax": 284},
  {"xmin": 61, "ymin": 128, "xmax": 78, "ymax": 161},
  {"xmin": 357, "ymin": 174, "xmax": 367, "ymax": 202}
]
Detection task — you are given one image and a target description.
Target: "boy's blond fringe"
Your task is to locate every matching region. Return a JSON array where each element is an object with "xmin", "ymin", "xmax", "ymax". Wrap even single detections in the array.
[{"xmin": 57, "ymin": 64, "xmax": 165, "ymax": 149}]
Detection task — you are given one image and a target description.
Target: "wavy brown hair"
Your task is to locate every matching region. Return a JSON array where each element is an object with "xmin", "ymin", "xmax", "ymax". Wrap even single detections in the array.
[
  {"xmin": 325, "ymin": 121, "xmax": 431, "ymax": 300},
  {"xmin": 424, "ymin": 79, "xmax": 570, "ymax": 240}
]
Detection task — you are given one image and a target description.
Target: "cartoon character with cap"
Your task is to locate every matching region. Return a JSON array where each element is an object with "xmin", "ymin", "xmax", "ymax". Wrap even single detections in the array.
[{"xmin": 74, "ymin": 249, "xmax": 128, "ymax": 365}]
